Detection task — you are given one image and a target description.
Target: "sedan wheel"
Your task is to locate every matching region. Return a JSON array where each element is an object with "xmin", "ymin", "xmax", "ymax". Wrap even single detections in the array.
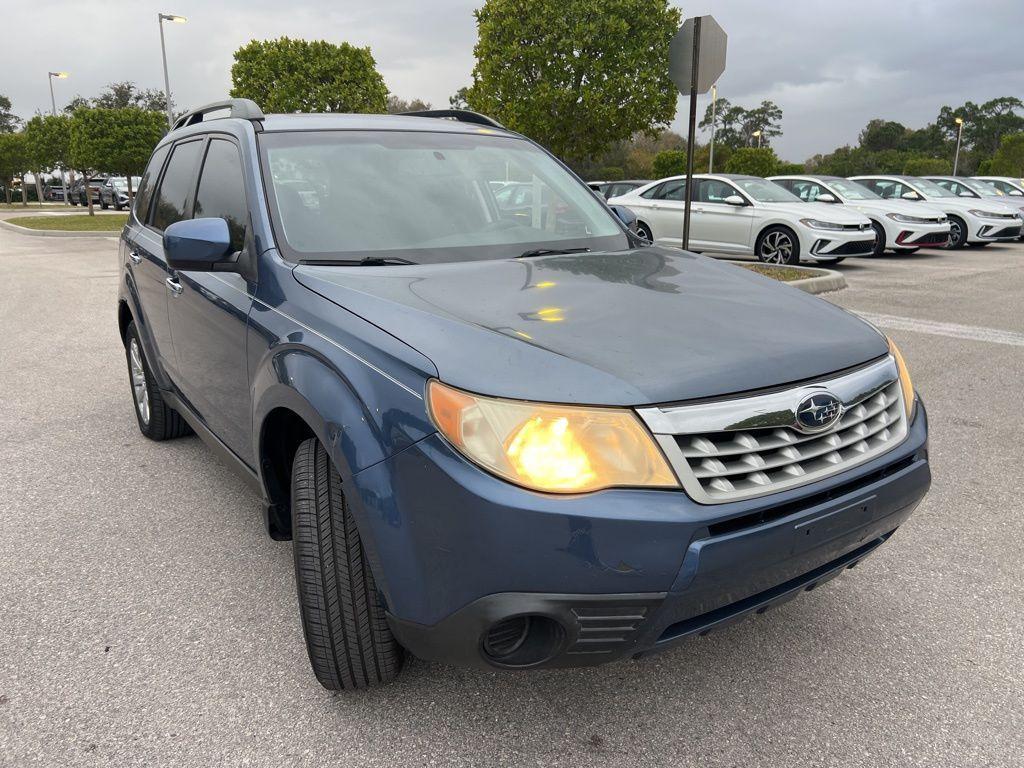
[
  {"xmin": 758, "ymin": 229, "xmax": 797, "ymax": 264},
  {"xmin": 944, "ymin": 216, "xmax": 967, "ymax": 250}
]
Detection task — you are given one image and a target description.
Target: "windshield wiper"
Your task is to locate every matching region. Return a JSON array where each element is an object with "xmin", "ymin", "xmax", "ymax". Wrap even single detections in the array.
[
  {"xmin": 298, "ymin": 257, "xmax": 415, "ymax": 266},
  {"xmin": 518, "ymin": 247, "xmax": 591, "ymax": 259}
]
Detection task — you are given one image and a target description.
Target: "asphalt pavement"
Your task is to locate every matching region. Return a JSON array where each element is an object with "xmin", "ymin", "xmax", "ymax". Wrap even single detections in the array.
[{"xmin": 1, "ymin": 219, "xmax": 1022, "ymax": 767}]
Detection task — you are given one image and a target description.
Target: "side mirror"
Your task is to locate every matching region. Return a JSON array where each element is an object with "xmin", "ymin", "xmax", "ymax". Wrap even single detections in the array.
[
  {"xmin": 816, "ymin": 192, "xmax": 838, "ymax": 203},
  {"xmin": 609, "ymin": 204, "xmax": 640, "ymax": 235},
  {"xmin": 723, "ymin": 195, "xmax": 747, "ymax": 206},
  {"xmin": 164, "ymin": 217, "xmax": 235, "ymax": 271},
  {"xmin": 901, "ymin": 191, "xmax": 920, "ymax": 201},
  {"xmin": 1009, "ymin": 189, "xmax": 1024, "ymax": 197}
]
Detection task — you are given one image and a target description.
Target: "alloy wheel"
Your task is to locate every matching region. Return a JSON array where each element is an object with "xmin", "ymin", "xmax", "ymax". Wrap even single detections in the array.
[
  {"xmin": 947, "ymin": 219, "xmax": 963, "ymax": 248},
  {"xmin": 760, "ymin": 231, "xmax": 793, "ymax": 263},
  {"xmin": 129, "ymin": 338, "xmax": 150, "ymax": 425}
]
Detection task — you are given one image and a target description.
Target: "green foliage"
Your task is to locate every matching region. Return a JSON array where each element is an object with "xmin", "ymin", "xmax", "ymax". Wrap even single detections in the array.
[
  {"xmin": 449, "ymin": 87, "xmax": 471, "ymax": 110},
  {"xmin": 0, "ymin": 132, "xmax": 30, "ymax": 202},
  {"xmin": 467, "ymin": 0, "xmax": 681, "ymax": 164},
  {"xmin": 725, "ymin": 147, "xmax": 779, "ymax": 177},
  {"xmin": 858, "ymin": 119, "xmax": 908, "ymax": 152},
  {"xmin": 701, "ymin": 98, "xmax": 783, "ymax": 149},
  {"xmin": 0, "ymin": 94, "xmax": 20, "ymax": 132},
  {"xmin": 989, "ymin": 132, "xmax": 1024, "ymax": 176},
  {"xmin": 652, "ymin": 149, "xmax": 687, "ymax": 179},
  {"xmin": 385, "ymin": 95, "xmax": 431, "ymax": 114},
  {"xmin": 69, "ymin": 107, "xmax": 166, "ymax": 176},
  {"xmin": 24, "ymin": 114, "xmax": 72, "ymax": 172},
  {"xmin": 902, "ymin": 156, "xmax": 951, "ymax": 176},
  {"xmin": 230, "ymin": 38, "xmax": 388, "ymax": 114},
  {"xmin": 774, "ymin": 161, "xmax": 805, "ymax": 175},
  {"xmin": 937, "ymin": 97, "xmax": 1024, "ymax": 156},
  {"xmin": 596, "ymin": 166, "xmax": 625, "ymax": 181}
]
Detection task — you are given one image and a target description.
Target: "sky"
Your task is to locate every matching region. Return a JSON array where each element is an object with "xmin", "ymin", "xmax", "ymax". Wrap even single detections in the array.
[{"xmin": 6, "ymin": 0, "xmax": 1022, "ymax": 162}]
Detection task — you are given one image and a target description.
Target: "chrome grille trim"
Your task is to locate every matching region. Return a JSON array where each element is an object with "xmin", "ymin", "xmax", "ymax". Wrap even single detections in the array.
[{"xmin": 637, "ymin": 357, "xmax": 909, "ymax": 504}]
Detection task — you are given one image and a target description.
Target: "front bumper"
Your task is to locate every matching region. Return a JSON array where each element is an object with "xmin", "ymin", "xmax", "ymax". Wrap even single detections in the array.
[
  {"xmin": 352, "ymin": 397, "xmax": 930, "ymax": 671},
  {"xmin": 967, "ymin": 216, "xmax": 1023, "ymax": 242},
  {"xmin": 802, "ymin": 228, "xmax": 875, "ymax": 259}
]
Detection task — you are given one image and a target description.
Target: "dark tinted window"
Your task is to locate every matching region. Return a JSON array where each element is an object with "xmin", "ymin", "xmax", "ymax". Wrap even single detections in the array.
[
  {"xmin": 194, "ymin": 139, "xmax": 248, "ymax": 252},
  {"xmin": 134, "ymin": 144, "xmax": 169, "ymax": 223},
  {"xmin": 640, "ymin": 182, "xmax": 664, "ymax": 199},
  {"xmin": 653, "ymin": 180, "xmax": 686, "ymax": 200},
  {"xmin": 151, "ymin": 140, "xmax": 203, "ymax": 231}
]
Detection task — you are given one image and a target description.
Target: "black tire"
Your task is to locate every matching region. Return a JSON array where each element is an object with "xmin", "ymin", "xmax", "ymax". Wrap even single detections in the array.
[
  {"xmin": 100, "ymin": 199, "xmax": 109, "ymax": 210},
  {"xmin": 756, "ymin": 225, "xmax": 801, "ymax": 264},
  {"xmin": 944, "ymin": 216, "xmax": 967, "ymax": 249},
  {"xmin": 292, "ymin": 438, "xmax": 404, "ymax": 690},
  {"xmin": 635, "ymin": 221, "xmax": 654, "ymax": 243},
  {"xmin": 114, "ymin": 200, "xmax": 123, "ymax": 211},
  {"xmin": 870, "ymin": 221, "xmax": 887, "ymax": 256},
  {"xmin": 70, "ymin": 198, "xmax": 78, "ymax": 206},
  {"xmin": 124, "ymin": 321, "xmax": 192, "ymax": 441}
]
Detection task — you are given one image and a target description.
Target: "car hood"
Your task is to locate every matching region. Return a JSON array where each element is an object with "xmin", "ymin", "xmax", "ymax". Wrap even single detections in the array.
[
  {"xmin": 293, "ymin": 248, "xmax": 888, "ymax": 406},
  {"xmin": 847, "ymin": 199, "xmax": 947, "ymax": 218},
  {"xmin": 758, "ymin": 201, "xmax": 870, "ymax": 223},
  {"xmin": 924, "ymin": 196, "xmax": 1016, "ymax": 216}
]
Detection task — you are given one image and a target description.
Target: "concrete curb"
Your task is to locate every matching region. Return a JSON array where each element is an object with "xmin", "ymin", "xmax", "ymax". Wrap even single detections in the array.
[
  {"xmin": 0, "ymin": 219, "xmax": 121, "ymax": 238},
  {"xmin": 726, "ymin": 260, "xmax": 847, "ymax": 295}
]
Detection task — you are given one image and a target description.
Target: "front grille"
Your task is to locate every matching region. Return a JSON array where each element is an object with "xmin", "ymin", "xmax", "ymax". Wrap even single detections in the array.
[
  {"xmin": 904, "ymin": 231, "xmax": 949, "ymax": 245},
  {"xmin": 638, "ymin": 357, "xmax": 908, "ymax": 504},
  {"xmin": 985, "ymin": 225, "xmax": 1022, "ymax": 239},
  {"xmin": 827, "ymin": 238, "xmax": 876, "ymax": 255}
]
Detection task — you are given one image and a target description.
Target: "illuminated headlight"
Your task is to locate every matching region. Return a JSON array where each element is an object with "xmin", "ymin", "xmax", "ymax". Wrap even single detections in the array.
[
  {"xmin": 426, "ymin": 380, "xmax": 679, "ymax": 493},
  {"xmin": 887, "ymin": 213, "xmax": 937, "ymax": 224},
  {"xmin": 799, "ymin": 218, "xmax": 848, "ymax": 231},
  {"xmin": 888, "ymin": 337, "xmax": 916, "ymax": 421}
]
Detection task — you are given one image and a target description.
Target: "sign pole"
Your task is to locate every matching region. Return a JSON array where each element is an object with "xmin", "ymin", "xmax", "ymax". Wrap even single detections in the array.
[{"xmin": 681, "ymin": 16, "xmax": 701, "ymax": 251}]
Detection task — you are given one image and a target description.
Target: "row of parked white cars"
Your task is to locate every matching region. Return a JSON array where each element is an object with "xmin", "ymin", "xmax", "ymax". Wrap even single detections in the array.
[{"xmin": 607, "ymin": 174, "xmax": 1024, "ymax": 264}]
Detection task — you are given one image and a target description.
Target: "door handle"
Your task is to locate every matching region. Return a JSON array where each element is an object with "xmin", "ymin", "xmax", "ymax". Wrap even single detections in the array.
[
  {"xmin": 650, "ymin": 203, "xmax": 661, "ymax": 209},
  {"xmin": 128, "ymin": 250, "xmax": 142, "ymax": 265},
  {"xmin": 165, "ymin": 276, "xmax": 183, "ymax": 296}
]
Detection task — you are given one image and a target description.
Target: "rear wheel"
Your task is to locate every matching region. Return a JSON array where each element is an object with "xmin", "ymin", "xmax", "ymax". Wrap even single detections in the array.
[
  {"xmin": 100, "ymin": 198, "xmax": 109, "ymax": 210},
  {"xmin": 756, "ymin": 226, "xmax": 800, "ymax": 264},
  {"xmin": 124, "ymin": 322, "xmax": 191, "ymax": 441},
  {"xmin": 291, "ymin": 438, "xmax": 404, "ymax": 690},
  {"xmin": 944, "ymin": 216, "xmax": 967, "ymax": 249},
  {"xmin": 635, "ymin": 221, "xmax": 653, "ymax": 243},
  {"xmin": 870, "ymin": 221, "xmax": 887, "ymax": 256}
]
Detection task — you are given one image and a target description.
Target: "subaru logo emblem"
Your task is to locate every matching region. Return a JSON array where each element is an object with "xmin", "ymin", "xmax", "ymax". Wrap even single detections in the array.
[{"xmin": 795, "ymin": 392, "xmax": 843, "ymax": 433}]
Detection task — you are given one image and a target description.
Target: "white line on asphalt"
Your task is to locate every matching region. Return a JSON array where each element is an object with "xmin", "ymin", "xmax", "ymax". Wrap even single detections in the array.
[{"xmin": 856, "ymin": 311, "xmax": 1024, "ymax": 347}]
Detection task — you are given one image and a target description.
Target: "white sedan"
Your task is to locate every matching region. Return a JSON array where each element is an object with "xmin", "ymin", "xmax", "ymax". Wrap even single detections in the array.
[
  {"xmin": 609, "ymin": 174, "xmax": 875, "ymax": 264},
  {"xmin": 849, "ymin": 175, "xmax": 1022, "ymax": 249},
  {"xmin": 973, "ymin": 176, "xmax": 1024, "ymax": 198},
  {"xmin": 928, "ymin": 176, "xmax": 1024, "ymax": 241},
  {"xmin": 769, "ymin": 175, "xmax": 950, "ymax": 254}
]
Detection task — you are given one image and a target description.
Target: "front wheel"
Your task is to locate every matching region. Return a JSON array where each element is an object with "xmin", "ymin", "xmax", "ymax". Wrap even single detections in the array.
[
  {"xmin": 870, "ymin": 221, "xmax": 887, "ymax": 256},
  {"xmin": 292, "ymin": 438, "xmax": 405, "ymax": 690},
  {"xmin": 756, "ymin": 226, "xmax": 800, "ymax": 264},
  {"xmin": 944, "ymin": 216, "xmax": 967, "ymax": 249},
  {"xmin": 100, "ymin": 199, "xmax": 109, "ymax": 210},
  {"xmin": 635, "ymin": 221, "xmax": 654, "ymax": 244}
]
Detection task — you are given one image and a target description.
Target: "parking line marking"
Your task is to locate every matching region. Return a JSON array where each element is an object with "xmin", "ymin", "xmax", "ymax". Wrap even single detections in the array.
[{"xmin": 856, "ymin": 311, "xmax": 1024, "ymax": 348}]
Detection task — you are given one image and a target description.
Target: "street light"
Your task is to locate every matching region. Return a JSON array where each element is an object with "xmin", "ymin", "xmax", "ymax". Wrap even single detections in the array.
[
  {"xmin": 752, "ymin": 129, "xmax": 762, "ymax": 148},
  {"xmin": 47, "ymin": 72, "xmax": 70, "ymax": 205},
  {"xmin": 708, "ymin": 84, "xmax": 717, "ymax": 173},
  {"xmin": 953, "ymin": 116, "xmax": 965, "ymax": 175},
  {"xmin": 158, "ymin": 13, "xmax": 187, "ymax": 129}
]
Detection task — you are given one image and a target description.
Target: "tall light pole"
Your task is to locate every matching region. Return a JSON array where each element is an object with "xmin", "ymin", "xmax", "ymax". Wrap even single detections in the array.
[
  {"xmin": 953, "ymin": 116, "xmax": 964, "ymax": 175},
  {"xmin": 158, "ymin": 13, "xmax": 187, "ymax": 129},
  {"xmin": 48, "ymin": 72, "xmax": 70, "ymax": 205},
  {"xmin": 752, "ymin": 129, "xmax": 762, "ymax": 149},
  {"xmin": 708, "ymin": 84, "xmax": 717, "ymax": 172}
]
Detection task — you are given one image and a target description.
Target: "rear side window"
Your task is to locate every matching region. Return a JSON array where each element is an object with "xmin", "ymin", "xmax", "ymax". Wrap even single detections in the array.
[
  {"xmin": 133, "ymin": 144, "xmax": 170, "ymax": 223},
  {"xmin": 194, "ymin": 139, "xmax": 248, "ymax": 252},
  {"xmin": 151, "ymin": 140, "xmax": 203, "ymax": 231}
]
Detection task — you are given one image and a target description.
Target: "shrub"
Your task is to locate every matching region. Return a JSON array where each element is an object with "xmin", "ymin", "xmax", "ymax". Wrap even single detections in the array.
[
  {"xmin": 774, "ymin": 161, "xmax": 805, "ymax": 175},
  {"xmin": 724, "ymin": 147, "xmax": 779, "ymax": 177},
  {"xmin": 652, "ymin": 149, "xmax": 687, "ymax": 179},
  {"xmin": 902, "ymin": 156, "xmax": 952, "ymax": 175},
  {"xmin": 596, "ymin": 166, "xmax": 625, "ymax": 181}
]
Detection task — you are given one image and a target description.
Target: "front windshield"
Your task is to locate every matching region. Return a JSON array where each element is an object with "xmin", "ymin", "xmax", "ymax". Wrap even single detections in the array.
[
  {"xmin": 911, "ymin": 178, "xmax": 957, "ymax": 198},
  {"xmin": 732, "ymin": 178, "xmax": 801, "ymax": 203},
  {"xmin": 959, "ymin": 177, "xmax": 1001, "ymax": 196},
  {"xmin": 259, "ymin": 130, "xmax": 627, "ymax": 263},
  {"xmin": 828, "ymin": 179, "xmax": 880, "ymax": 200}
]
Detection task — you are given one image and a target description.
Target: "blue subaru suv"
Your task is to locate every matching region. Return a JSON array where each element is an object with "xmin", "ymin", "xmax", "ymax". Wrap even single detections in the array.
[{"xmin": 118, "ymin": 99, "xmax": 930, "ymax": 689}]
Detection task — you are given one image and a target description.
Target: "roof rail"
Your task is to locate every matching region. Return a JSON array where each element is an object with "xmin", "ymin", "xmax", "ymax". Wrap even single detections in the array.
[
  {"xmin": 399, "ymin": 109, "xmax": 505, "ymax": 130},
  {"xmin": 171, "ymin": 99, "xmax": 265, "ymax": 132}
]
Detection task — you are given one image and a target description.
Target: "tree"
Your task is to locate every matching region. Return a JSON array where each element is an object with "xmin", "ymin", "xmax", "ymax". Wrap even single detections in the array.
[
  {"xmin": 70, "ymin": 107, "xmax": 166, "ymax": 214},
  {"xmin": 24, "ymin": 114, "xmax": 72, "ymax": 173},
  {"xmin": 449, "ymin": 87, "xmax": 471, "ymax": 110},
  {"xmin": 0, "ymin": 95, "xmax": 20, "ymax": 132},
  {"xmin": 230, "ymin": 38, "xmax": 388, "ymax": 114},
  {"xmin": 989, "ymin": 132, "xmax": 1024, "ymax": 176},
  {"xmin": 466, "ymin": 0, "xmax": 681, "ymax": 164},
  {"xmin": 859, "ymin": 119, "xmax": 907, "ymax": 152},
  {"xmin": 774, "ymin": 161, "xmax": 805, "ymax": 175},
  {"xmin": 652, "ymin": 149, "xmax": 687, "ymax": 179},
  {"xmin": 902, "ymin": 156, "xmax": 951, "ymax": 175},
  {"xmin": 701, "ymin": 98, "xmax": 783, "ymax": 149},
  {"xmin": 0, "ymin": 132, "xmax": 30, "ymax": 204},
  {"xmin": 938, "ymin": 97, "xmax": 1024, "ymax": 157},
  {"xmin": 725, "ymin": 147, "xmax": 779, "ymax": 177},
  {"xmin": 386, "ymin": 95, "xmax": 432, "ymax": 114},
  {"xmin": 93, "ymin": 81, "xmax": 168, "ymax": 113}
]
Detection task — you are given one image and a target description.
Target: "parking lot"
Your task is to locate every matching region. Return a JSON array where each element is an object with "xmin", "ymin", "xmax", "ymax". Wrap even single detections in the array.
[{"xmin": 1, "ymin": 218, "xmax": 1022, "ymax": 767}]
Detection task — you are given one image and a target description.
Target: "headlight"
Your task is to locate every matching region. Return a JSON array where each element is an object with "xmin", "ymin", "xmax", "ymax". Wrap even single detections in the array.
[
  {"xmin": 799, "ymin": 218, "xmax": 847, "ymax": 231},
  {"xmin": 886, "ymin": 213, "xmax": 934, "ymax": 224},
  {"xmin": 426, "ymin": 380, "xmax": 679, "ymax": 493},
  {"xmin": 967, "ymin": 209, "xmax": 1007, "ymax": 219},
  {"xmin": 888, "ymin": 337, "xmax": 915, "ymax": 421}
]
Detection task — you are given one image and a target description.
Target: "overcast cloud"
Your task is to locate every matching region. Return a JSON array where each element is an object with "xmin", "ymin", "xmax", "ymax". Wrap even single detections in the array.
[{"xmin": 6, "ymin": 0, "xmax": 1022, "ymax": 161}]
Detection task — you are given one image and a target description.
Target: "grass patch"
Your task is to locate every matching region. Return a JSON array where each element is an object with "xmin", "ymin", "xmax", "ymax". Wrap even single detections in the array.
[
  {"xmin": 739, "ymin": 263, "xmax": 816, "ymax": 282},
  {"xmin": 0, "ymin": 202, "xmax": 61, "ymax": 210},
  {"xmin": 6, "ymin": 213, "xmax": 128, "ymax": 232}
]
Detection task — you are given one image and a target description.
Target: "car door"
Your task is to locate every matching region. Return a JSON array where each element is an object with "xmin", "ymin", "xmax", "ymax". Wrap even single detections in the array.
[
  {"xmin": 122, "ymin": 143, "xmax": 177, "ymax": 373},
  {"xmin": 643, "ymin": 179, "xmax": 687, "ymax": 245},
  {"xmin": 165, "ymin": 136, "xmax": 256, "ymax": 463},
  {"xmin": 692, "ymin": 178, "xmax": 754, "ymax": 252}
]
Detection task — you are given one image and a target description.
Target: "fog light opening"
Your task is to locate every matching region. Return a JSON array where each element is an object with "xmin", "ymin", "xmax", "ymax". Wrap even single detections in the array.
[{"xmin": 481, "ymin": 615, "xmax": 565, "ymax": 668}]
